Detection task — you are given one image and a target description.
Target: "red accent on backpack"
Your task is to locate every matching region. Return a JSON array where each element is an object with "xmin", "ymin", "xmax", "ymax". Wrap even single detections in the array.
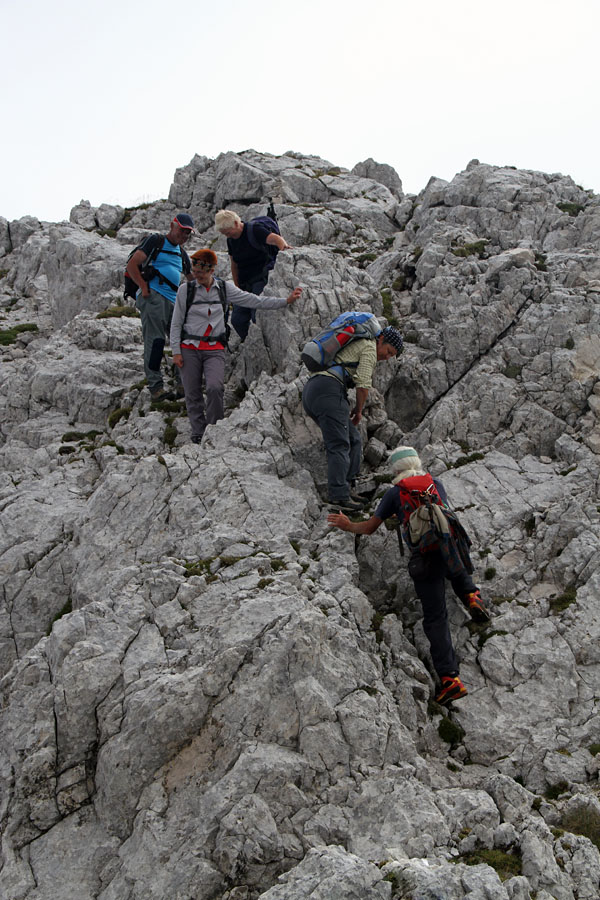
[
  {"xmin": 336, "ymin": 326, "xmax": 356, "ymax": 348},
  {"xmin": 396, "ymin": 474, "xmax": 444, "ymax": 525}
]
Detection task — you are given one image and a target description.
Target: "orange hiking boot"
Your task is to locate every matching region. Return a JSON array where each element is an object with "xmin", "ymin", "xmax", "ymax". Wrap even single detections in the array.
[
  {"xmin": 435, "ymin": 675, "xmax": 468, "ymax": 706},
  {"xmin": 465, "ymin": 590, "xmax": 491, "ymax": 623}
]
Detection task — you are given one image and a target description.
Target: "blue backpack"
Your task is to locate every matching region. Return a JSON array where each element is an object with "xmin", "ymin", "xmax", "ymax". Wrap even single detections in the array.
[{"xmin": 301, "ymin": 311, "xmax": 382, "ymax": 372}]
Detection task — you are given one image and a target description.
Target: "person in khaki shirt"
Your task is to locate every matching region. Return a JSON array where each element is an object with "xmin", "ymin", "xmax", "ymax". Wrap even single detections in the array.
[{"xmin": 302, "ymin": 325, "xmax": 403, "ymax": 511}]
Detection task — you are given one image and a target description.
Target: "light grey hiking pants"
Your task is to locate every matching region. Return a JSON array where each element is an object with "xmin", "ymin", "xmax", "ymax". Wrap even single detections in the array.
[
  {"xmin": 136, "ymin": 288, "xmax": 174, "ymax": 391},
  {"xmin": 180, "ymin": 347, "xmax": 226, "ymax": 440},
  {"xmin": 302, "ymin": 374, "xmax": 362, "ymax": 502}
]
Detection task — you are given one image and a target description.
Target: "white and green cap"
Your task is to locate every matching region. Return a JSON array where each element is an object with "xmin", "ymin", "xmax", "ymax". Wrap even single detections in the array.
[
  {"xmin": 389, "ymin": 447, "xmax": 419, "ymax": 467},
  {"xmin": 388, "ymin": 446, "xmax": 423, "ymax": 479}
]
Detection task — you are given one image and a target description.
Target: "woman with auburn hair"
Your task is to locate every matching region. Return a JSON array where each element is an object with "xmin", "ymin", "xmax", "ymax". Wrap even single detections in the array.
[{"xmin": 170, "ymin": 248, "xmax": 301, "ymax": 443}]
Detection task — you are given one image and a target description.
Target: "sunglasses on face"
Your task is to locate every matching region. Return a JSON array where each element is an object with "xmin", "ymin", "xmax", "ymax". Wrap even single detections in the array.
[{"xmin": 192, "ymin": 261, "xmax": 216, "ymax": 270}]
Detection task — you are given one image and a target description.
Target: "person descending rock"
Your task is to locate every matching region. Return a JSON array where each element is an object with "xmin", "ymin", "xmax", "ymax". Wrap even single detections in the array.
[
  {"xmin": 170, "ymin": 248, "xmax": 302, "ymax": 444},
  {"xmin": 327, "ymin": 446, "xmax": 491, "ymax": 705},
  {"xmin": 302, "ymin": 325, "xmax": 403, "ymax": 513},
  {"xmin": 126, "ymin": 213, "xmax": 194, "ymax": 401},
  {"xmin": 215, "ymin": 208, "xmax": 292, "ymax": 342}
]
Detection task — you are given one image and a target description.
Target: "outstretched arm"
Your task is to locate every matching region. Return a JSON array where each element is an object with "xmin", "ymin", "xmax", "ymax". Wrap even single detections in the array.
[
  {"xmin": 226, "ymin": 282, "xmax": 302, "ymax": 309},
  {"xmin": 266, "ymin": 232, "xmax": 292, "ymax": 251},
  {"xmin": 327, "ymin": 512, "xmax": 383, "ymax": 535}
]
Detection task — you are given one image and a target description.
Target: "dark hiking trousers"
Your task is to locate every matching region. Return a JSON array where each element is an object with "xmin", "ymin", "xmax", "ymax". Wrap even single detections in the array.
[
  {"xmin": 180, "ymin": 348, "xmax": 226, "ymax": 440},
  {"xmin": 302, "ymin": 374, "xmax": 361, "ymax": 503},
  {"xmin": 407, "ymin": 551, "xmax": 477, "ymax": 678},
  {"xmin": 136, "ymin": 288, "xmax": 174, "ymax": 392},
  {"xmin": 231, "ymin": 275, "xmax": 268, "ymax": 341}
]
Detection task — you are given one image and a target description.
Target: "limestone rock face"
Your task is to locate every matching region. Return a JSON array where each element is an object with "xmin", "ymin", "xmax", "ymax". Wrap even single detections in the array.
[
  {"xmin": 352, "ymin": 156, "xmax": 404, "ymax": 198},
  {"xmin": 1, "ymin": 150, "xmax": 599, "ymax": 900},
  {"xmin": 70, "ymin": 199, "xmax": 97, "ymax": 230},
  {"xmin": 70, "ymin": 201, "xmax": 125, "ymax": 233}
]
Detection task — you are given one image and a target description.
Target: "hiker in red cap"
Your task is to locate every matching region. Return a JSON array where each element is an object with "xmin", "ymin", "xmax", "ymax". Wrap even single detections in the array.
[{"xmin": 126, "ymin": 213, "xmax": 194, "ymax": 401}]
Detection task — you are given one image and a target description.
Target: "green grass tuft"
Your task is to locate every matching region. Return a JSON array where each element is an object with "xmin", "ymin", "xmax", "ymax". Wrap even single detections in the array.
[
  {"xmin": 47, "ymin": 598, "xmax": 73, "ymax": 634},
  {"xmin": 97, "ymin": 306, "xmax": 140, "ymax": 319},
  {"xmin": 163, "ymin": 419, "xmax": 177, "ymax": 447},
  {"xmin": 451, "ymin": 240, "xmax": 488, "ymax": 259},
  {"xmin": 108, "ymin": 406, "xmax": 131, "ymax": 428},
  {"xmin": 257, "ymin": 578, "xmax": 274, "ymax": 589},
  {"xmin": 451, "ymin": 452, "xmax": 485, "ymax": 469},
  {"xmin": 0, "ymin": 322, "xmax": 39, "ymax": 345},
  {"xmin": 544, "ymin": 780, "xmax": 569, "ymax": 800},
  {"xmin": 456, "ymin": 848, "xmax": 522, "ymax": 881},
  {"xmin": 557, "ymin": 201, "xmax": 585, "ymax": 217},
  {"xmin": 438, "ymin": 716, "xmax": 465, "ymax": 746},
  {"xmin": 549, "ymin": 586, "xmax": 576, "ymax": 614}
]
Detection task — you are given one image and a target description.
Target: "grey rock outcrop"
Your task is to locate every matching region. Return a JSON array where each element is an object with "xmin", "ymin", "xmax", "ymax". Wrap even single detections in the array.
[
  {"xmin": 70, "ymin": 201, "xmax": 125, "ymax": 233},
  {"xmin": 70, "ymin": 199, "xmax": 98, "ymax": 230},
  {"xmin": 352, "ymin": 157, "xmax": 404, "ymax": 198},
  {"xmin": 1, "ymin": 150, "xmax": 599, "ymax": 900}
]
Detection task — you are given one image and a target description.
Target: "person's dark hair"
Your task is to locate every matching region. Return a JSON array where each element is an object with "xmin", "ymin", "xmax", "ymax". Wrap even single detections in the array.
[{"xmin": 380, "ymin": 326, "xmax": 403, "ymax": 353}]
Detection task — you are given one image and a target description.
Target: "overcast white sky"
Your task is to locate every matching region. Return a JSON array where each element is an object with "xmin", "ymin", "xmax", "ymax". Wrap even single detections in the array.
[{"xmin": 2, "ymin": 0, "xmax": 599, "ymax": 223}]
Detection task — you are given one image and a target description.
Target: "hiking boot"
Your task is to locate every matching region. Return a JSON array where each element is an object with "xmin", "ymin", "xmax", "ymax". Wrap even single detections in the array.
[
  {"xmin": 150, "ymin": 386, "xmax": 175, "ymax": 402},
  {"xmin": 329, "ymin": 497, "xmax": 365, "ymax": 514},
  {"xmin": 465, "ymin": 590, "xmax": 491, "ymax": 623},
  {"xmin": 435, "ymin": 675, "xmax": 468, "ymax": 706}
]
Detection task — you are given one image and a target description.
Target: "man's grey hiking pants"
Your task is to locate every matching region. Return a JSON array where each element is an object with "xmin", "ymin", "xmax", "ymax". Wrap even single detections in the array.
[
  {"xmin": 136, "ymin": 288, "xmax": 174, "ymax": 392},
  {"xmin": 302, "ymin": 374, "xmax": 361, "ymax": 503}
]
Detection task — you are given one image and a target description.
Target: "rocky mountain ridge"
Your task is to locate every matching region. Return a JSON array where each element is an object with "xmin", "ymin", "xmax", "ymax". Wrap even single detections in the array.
[{"xmin": 0, "ymin": 150, "xmax": 599, "ymax": 899}]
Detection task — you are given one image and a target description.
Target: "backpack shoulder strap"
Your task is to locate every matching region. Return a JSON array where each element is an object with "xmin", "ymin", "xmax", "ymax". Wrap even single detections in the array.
[
  {"xmin": 245, "ymin": 220, "xmax": 262, "ymax": 253},
  {"xmin": 180, "ymin": 247, "xmax": 191, "ymax": 275},
  {"xmin": 184, "ymin": 281, "xmax": 196, "ymax": 322},
  {"xmin": 214, "ymin": 277, "xmax": 230, "ymax": 344},
  {"xmin": 215, "ymin": 276, "xmax": 227, "ymax": 304},
  {"xmin": 246, "ymin": 217, "xmax": 278, "ymax": 251},
  {"xmin": 128, "ymin": 232, "xmax": 164, "ymax": 263},
  {"xmin": 144, "ymin": 233, "xmax": 165, "ymax": 261}
]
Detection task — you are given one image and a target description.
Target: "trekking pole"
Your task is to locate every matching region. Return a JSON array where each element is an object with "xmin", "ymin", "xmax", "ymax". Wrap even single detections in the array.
[{"xmin": 396, "ymin": 523, "xmax": 405, "ymax": 557}]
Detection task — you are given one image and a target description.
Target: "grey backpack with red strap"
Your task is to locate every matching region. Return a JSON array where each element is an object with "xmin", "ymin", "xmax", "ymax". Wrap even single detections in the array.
[{"xmin": 180, "ymin": 278, "xmax": 230, "ymax": 347}]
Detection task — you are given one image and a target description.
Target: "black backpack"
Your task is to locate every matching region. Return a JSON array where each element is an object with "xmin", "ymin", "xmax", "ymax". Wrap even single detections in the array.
[
  {"xmin": 180, "ymin": 277, "xmax": 230, "ymax": 347},
  {"xmin": 124, "ymin": 233, "xmax": 191, "ymax": 301},
  {"xmin": 246, "ymin": 202, "xmax": 281, "ymax": 272}
]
